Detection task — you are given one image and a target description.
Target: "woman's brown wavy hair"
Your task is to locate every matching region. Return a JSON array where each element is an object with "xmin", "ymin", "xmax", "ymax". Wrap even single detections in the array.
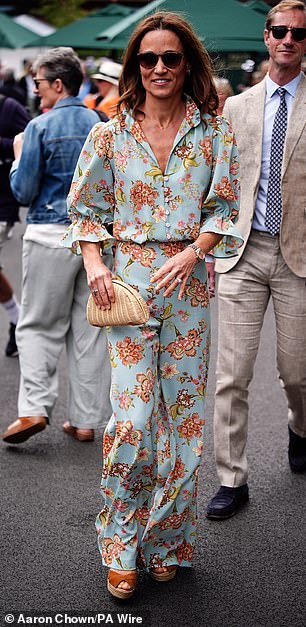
[{"xmin": 117, "ymin": 11, "xmax": 218, "ymax": 118}]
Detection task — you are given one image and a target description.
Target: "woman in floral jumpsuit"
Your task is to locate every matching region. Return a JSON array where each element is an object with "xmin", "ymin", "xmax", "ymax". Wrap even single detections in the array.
[{"xmin": 63, "ymin": 11, "xmax": 243, "ymax": 599}]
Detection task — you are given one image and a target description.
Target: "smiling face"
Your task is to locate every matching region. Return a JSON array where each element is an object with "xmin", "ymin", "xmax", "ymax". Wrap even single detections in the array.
[
  {"xmin": 264, "ymin": 8, "xmax": 306, "ymax": 80},
  {"xmin": 138, "ymin": 29, "xmax": 188, "ymax": 102}
]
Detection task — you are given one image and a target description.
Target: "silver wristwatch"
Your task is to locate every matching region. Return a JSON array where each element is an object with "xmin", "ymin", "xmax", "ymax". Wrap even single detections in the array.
[{"xmin": 188, "ymin": 243, "xmax": 205, "ymax": 261}]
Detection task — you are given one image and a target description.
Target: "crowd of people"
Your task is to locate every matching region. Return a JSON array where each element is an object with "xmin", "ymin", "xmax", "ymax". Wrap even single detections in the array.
[{"xmin": 0, "ymin": 0, "xmax": 305, "ymax": 602}]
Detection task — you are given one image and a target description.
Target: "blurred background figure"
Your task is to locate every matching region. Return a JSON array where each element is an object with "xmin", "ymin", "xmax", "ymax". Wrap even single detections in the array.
[
  {"xmin": 18, "ymin": 59, "xmax": 40, "ymax": 116},
  {"xmin": 78, "ymin": 59, "xmax": 97, "ymax": 101},
  {"xmin": 213, "ymin": 77, "xmax": 234, "ymax": 115},
  {"xmin": 0, "ymin": 93, "xmax": 31, "ymax": 357},
  {"xmin": 0, "ymin": 68, "xmax": 27, "ymax": 106},
  {"xmin": 84, "ymin": 59, "xmax": 122, "ymax": 118},
  {"xmin": 251, "ymin": 59, "xmax": 269, "ymax": 85},
  {"xmin": 237, "ymin": 58, "xmax": 256, "ymax": 93}
]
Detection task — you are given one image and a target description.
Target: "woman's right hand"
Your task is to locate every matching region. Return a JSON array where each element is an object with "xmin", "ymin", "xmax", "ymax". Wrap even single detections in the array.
[{"xmin": 80, "ymin": 241, "xmax": 115, "ymax": 309}]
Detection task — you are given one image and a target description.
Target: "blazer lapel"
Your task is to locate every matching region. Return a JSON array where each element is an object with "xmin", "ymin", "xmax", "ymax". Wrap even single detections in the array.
[
  {"xmin": 283, "ymin": 74, "xmax": 306, "ymax": 175},
  {"xmin": 245, "ymin": 80, "xmax": 266, "ymax": 181}
]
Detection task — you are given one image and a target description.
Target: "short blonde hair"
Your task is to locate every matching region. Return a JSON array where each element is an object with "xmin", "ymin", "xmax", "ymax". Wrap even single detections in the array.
[
  {"xmin": 213, "ymin": 77, "xmax": 234, "ymax": 97},
  {"xmin": 265, "ymin": 0, "xmax": 306, "ymax": 30}
]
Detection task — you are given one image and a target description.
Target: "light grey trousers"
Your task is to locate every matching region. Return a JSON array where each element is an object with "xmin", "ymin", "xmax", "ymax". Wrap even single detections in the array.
[
  {"xmin": 16, "ymin": 240, "xmax": 112, "ymax": 428},
  {"xmin": 214, "ymin": 230, "xmax": 306, "ymax": 487}
]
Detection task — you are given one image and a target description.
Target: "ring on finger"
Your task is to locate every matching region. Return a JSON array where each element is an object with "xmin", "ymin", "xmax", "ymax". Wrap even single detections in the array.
[
  {"xmin": 92, "ymin": 288, "xmax": 99, "ymax": 294},
  {"xmin": 176, "ymin": 277, "xmax": 182, "ymax": 283}
]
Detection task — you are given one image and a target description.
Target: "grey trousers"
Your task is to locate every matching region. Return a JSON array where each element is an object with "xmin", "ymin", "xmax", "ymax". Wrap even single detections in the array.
[
  {"xmin": 214, "ymin": 230, "xmax": 306, "ymax": 487},
  {"xmin": 16, "ymin": 240, "xmax": 112, "ymax": 428}
]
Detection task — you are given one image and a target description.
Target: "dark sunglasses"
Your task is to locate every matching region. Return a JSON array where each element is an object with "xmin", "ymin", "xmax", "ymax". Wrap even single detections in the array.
[
  {"xmin": 137, "ymin": 51, "xmax": 184, "ymax": 69},
  {"xmin": 33, "ymin": 78, "xmax": 50, "ymax": 88},
  {"xmin": 268, "ymin": 25, "xmax": 306, "ymax": 42}
]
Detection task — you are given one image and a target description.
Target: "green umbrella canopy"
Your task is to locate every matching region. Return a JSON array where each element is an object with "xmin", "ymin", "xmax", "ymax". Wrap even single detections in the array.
[
  {"xmin": 24, "ymin": 4, "xmax": 135, "ymax": 49},
  {"xmin": 245, "ymin": 0, "xmax": 270, "ymax": 15},
  {"xmin": 0, "ymin": 12, "xmax": 37, "ymax": 48},
  {"xmin": 97, "ymin": 0, "xmax": 267, "ymax": 53}
]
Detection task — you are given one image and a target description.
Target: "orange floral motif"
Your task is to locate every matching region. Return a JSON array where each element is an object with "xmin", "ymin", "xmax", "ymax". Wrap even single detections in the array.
[
  {"xmin": 230, "ymin": 159, "xmax": 239, "ymax": 176},
  {"xmin": 119, "ymin": 242, "xmax": 157, "ymax": 267},
  {"xmin": 177, "ymin": 412, "xmax": 205, "ymax": 442},
  {"xmin": 93, "ymin": 179, "xmax": 115, "ymax": 207},
  {"xmin": 158, "ymin": 508, "xmax": 189, "ymax": 530},
  {"xmin": 160, "ymin": 362, "xmax": 179, "ymax": 379},
  {"xmin": 130, "ymin": 180, "xmax": 158, "ymax": 211},
  {"xmin": 92, "ymin": 125, "xmax": 114, "ymax": 161},
  {"xmin": 115, "ymin": 420, "xmax": 143, "ymax": 446},
  {"xmin": 185, "ymin": 277, "xmax": 209, "ymax": 308},
  {"xmin": 101, "ymin": 534, "xmax": 125, "ymax": 565},
  {"xmin": 75, "ymin": 214, "xmax": 105, "ymax": 237},
  {"xmin": 174, "ymin": 140, "xmax": 194, "ymax": 160},
  {"xmin": 185, "ymin": 98, "xmax": 197, "ymax": 123},
  {"xmin": 199, "ymin": 137, "xmax": 212, "ymax": 166},
  {"xmin": 104, "ymin": 462, "xmax": 130, "ymax": 479},
  {"xmin": 135, "ymin": 506, "xmax": 150, "ymax": 526},
  {"xmin": 176, "ymin": 540, "xmax": 194, "ymax": 564},
  {"xmin": 159, "ymin": 242, "xmax": 186, "ymax": 257},
  {"xmin": 103, "ymin": 432, "xmax": 115, "ymax": 457},
  {"xmin": 177, "ymin": 389, "xmax": 195, "ymax": 409},
  {"xmin": 134, "ymin": 368, "xmax": 154, "ymax": 403},
  {"xmin": 113, "ymin": 498, "xmax": 129, "ymax": 512},
  {"xmin": 166, "ymin": 328, "xmax": 202, "ymax": 360},
  {"xmin": 71, "ymin": 182, "xmax": 93, "ymax": 209},
  {"xmin": 118, "ymin": 390, "xmax": 133, "ymax": 410},
  {"xmin": 116, "ymin": 336, "xmax": 144, "ymax": 366},
  {"xmin": 214, "ymin": 176, "xmax": 236, "ymax": 201},
  {"xmin": 170, "ymin": 458, "xmax": 186, "ymax": 480}
]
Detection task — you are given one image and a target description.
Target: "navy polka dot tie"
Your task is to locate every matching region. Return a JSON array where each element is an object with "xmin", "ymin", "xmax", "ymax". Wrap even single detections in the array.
[{"xmin": 265, "ymin": 88, "xmax": 288, "ymax": 236}]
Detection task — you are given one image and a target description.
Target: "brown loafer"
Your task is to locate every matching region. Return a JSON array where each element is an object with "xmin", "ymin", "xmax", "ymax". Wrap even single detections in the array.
[
  {"xmin": 2, "ymin": 416, "xmax": 47, "ymax": 444},
  {"xmin": 63, "ymin": 421, "xmax": 94, "ymax": 442},
  {"xmin": 107, "ymin": 569, "xmax": 137, "ymax": 600},
  {"xmin": 150, "ymin": 565, "xmax": 177, "ymax": 582}
]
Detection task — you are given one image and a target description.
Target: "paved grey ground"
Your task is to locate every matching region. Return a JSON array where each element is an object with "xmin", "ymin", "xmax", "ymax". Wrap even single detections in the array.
[{"xmin": 0, "ymin": 213, "xmax": 305, "ymax": 627}]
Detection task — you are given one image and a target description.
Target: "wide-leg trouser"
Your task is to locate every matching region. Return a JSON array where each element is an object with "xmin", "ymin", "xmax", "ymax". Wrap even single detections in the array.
[
  {"xmin": 16, "ymin": 241, "xmax": 112, "ymax": 428},
  {"xmin": 96, "ymin": 242, "xmax": 210, "ymax": 570},
  {"xmin": 214, "ymin": 230, "xmax": 306, "ymax": 487}
]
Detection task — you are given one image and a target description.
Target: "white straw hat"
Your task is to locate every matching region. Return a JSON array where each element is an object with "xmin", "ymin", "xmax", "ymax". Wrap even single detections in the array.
[{"xmin": 91, "ymin": 59, "xmax": 122, "ymax": 86}]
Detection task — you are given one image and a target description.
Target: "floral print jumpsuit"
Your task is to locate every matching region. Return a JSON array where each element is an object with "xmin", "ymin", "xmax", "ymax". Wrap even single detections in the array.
[{"xmin": 63, "ymin": 98, "xmax": 242, "ymax": 571}]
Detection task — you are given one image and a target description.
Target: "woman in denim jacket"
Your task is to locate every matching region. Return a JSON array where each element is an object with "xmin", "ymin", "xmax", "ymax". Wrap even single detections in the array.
[{"xmin": 2, "ymin": 48, "xmax": 112, "ymax": 446}]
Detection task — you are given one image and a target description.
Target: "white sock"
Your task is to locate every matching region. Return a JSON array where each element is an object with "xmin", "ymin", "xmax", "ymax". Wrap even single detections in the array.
[{"xmin": 2, "ymin": 295, "xmax": 20, "ymax": 325}]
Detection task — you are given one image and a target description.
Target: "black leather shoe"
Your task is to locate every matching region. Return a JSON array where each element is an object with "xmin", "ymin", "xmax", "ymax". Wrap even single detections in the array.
[
  {"xmin": 288, "ymin": 427, "xmax": 306, "ymax": 473},
  {"xmin": 206, "ymin": 484, "xmax": 249, "ymax": 520}
]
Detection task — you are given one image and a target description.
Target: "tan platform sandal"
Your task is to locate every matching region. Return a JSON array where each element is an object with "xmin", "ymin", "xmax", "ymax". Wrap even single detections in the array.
[
  {"xmin": 107, "ymin": 569, "xmax": 137, "ymax": 599},
  {"xmin": 150, "ymin": 565, "xmax": 177, "ymax": 582}
]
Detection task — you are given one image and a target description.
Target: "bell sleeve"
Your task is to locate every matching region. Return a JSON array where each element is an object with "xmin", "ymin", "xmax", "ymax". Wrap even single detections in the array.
[
  {"xmin": 199, "ymin": 117, "xmax": 243, "ymax": 257},
  {"xmin": 62, "ymin": 122, "xmax": 116, "ymax": 255}
]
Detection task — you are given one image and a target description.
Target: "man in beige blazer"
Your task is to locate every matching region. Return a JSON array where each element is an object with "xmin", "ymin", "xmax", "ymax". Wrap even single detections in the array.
[{"xmin": 207, "ymin": 0, "xmax": 306, "ymax": 520}]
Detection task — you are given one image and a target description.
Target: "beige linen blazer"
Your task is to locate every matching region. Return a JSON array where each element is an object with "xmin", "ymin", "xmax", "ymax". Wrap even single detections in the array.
[{"xmin": 216, "ymin": 74, "xmax": 306, "ymax": 278}]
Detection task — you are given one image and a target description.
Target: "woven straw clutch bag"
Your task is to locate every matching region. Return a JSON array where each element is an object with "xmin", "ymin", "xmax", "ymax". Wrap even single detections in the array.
[{"xmin": 86, "ymin": 278, "xmax": 150, "ymax": 327}]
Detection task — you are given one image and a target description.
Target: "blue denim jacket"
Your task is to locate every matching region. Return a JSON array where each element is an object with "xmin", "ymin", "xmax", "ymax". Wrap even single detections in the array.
[{"xmin": 10, "ymin": 97, "xmax": 100, "ymax": 224}]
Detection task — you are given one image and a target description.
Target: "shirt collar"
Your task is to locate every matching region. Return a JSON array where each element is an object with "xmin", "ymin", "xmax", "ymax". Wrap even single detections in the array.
[
  {"xmin": 266, "ymin": 71, "xmax": 303, "ymax": 99},
  {"xmin": 53, "ymin": 96, "xmax": 85, "ymax": 110},
  {"xmin": 120, "ymin": 96, "xmax": 202, "ymax": 138}
]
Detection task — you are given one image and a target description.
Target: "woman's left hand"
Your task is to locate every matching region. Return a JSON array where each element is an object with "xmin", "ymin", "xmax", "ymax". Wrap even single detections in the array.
[{"xmin": 151, "ymin": 247, "xmax": 197, "ymax": 300}]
